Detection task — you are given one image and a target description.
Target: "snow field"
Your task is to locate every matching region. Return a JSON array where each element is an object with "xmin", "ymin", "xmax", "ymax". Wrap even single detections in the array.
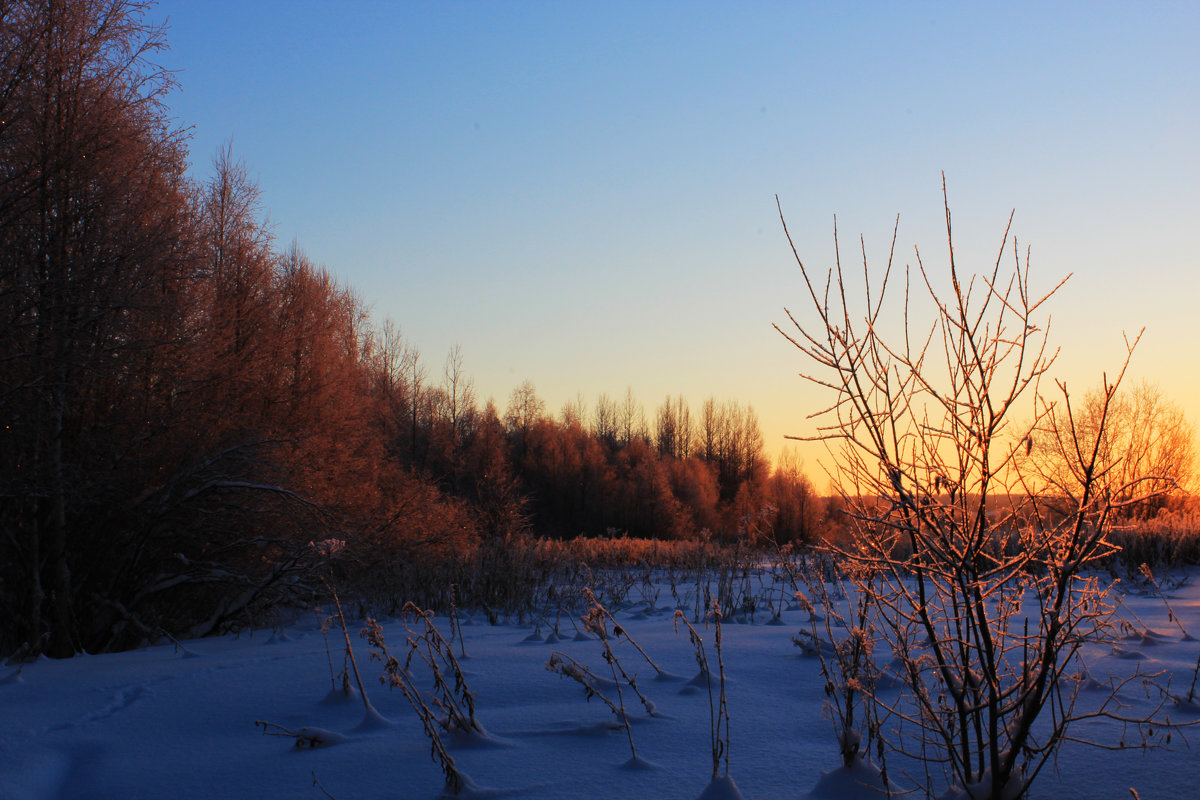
[{"xmin": 3, "ymin": 570, "xmax": 1200, "ymax": 799}]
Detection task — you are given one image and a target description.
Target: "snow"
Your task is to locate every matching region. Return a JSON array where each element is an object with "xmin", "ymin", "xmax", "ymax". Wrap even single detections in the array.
[
  {"xmin": 808, "ymin": 757, "xmax": 898, "ymax": 798},
  {"xmin": 3, "ymin": 574, "xmax": 1200, "ymax": 799}
]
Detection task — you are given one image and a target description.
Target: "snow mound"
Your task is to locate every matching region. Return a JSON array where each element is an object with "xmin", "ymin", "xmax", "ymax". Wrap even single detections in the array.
[
  {"xmin": 620, "ymin": 754, "xmax": 661, "ymax": 771},
  {"xmin": 439, "ymin": 771, "xmax": 499, "ymax": 798},
  {"xmin": 319, "ymin": 685, "xmax": 362, "ymax": 705},
  {"xmin": 290, "ymin": 726, "xmax": 348, "ymax": 748},
  {"xmin": 696, "ymin": 774, "xmax": 746, "ymax": 800},
  {"xmin": 352, "ymin": 703, "xmax": 394, "ymax": 731},
  {"xmin": 447, "ymin": 724, "xmax": 514, "ymax": 750},
  {"xmin": 937, "ymin": 766, "xmax": 1027, "ymax": 800},
  {"xmin": 808, "ymin": 757, "xmax": 901, "ymax": 799}
]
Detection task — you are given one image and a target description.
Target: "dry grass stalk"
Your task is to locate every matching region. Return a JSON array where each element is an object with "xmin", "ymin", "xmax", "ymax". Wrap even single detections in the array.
[
  {"xmin": 583, "ymin": 587, "xmax": 666, "ymax": 678},
  {"xmin": 546, "ymin": 650, "xmax": 627, "ymax": 723},
  {"xmin": 362, "ymin": 618, "xmax": 469, "ymax": 795},
  {"xmin": 399, "ymin": 601, "xmax": 483, "ymax": 737},
  {"xmin": 794, "ymin": 560, "xmax": 883, "ymax": 770},
  {"xmin": 674, "ymin": 603, "xmax": 732, "ymax": 780}
]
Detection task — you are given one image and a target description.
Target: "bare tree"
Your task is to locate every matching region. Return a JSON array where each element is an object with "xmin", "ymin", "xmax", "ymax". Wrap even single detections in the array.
[
  {"xmin": 617, "ymin": 386, "xmax": 647, "ymax": 447},
  {"xmin": 1033, "ymin": 379, "xmax": 1194, "ymax": 519},
  {"xmin": 376, "ymin": 319, "xmax": 412, "ymax": 395},
  {"xmin": 561, "ymin": 392, "xmax": 588, "ymax": 430},
  {"xmin": 767, "ymin": 448, "xmax": 819, "ymax": 544},
  {"xmin": 406, "ymin": 348, "xmax": 428, "ymax": 462},
  {"xmin": 700, "ymin": 397, "xmax": 720, "ymax": 464},
  {"xmin": 775, "ymin": 180, "xmax": 1172, "ymax": 799},
  {"xmin": 593, "ymin": 392, "xmax": 619, "ymax": 446},
  {"xmin": 698, "ymin": 397, "xmax": 765, "ymax": 501},
  {"xmin": 504, "ymin": 379, "xmax": 545, "ymax": 442},
  {"xmin": 442, "ymin": 344, "xmax": 476, "ymax": 447},
  {"xmin": 656, "ymin": 394, "xmax": 695, "ymax": 460}
]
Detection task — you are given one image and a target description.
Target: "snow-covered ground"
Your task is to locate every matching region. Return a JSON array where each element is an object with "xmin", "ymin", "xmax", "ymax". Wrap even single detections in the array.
[{"xmin": 3, "ymin": 570, "xmax": 1199, "ymax": 799}]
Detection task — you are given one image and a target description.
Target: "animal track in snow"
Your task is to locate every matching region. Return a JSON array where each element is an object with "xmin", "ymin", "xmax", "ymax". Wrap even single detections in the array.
[{"xmin": 37, "ymin": 679, "xmax": 163, "ymax": 737}]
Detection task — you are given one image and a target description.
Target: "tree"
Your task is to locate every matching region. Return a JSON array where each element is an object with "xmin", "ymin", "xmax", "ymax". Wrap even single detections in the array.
[
  {"xmin": 611, "ymin": 437, "xmax": 686, "ymax": 538},
  {"xmin": 0, "ymin": 0, "xmax": 191, "ymax": 656},
  {"xmin": 1034, "ymin": 379, "xmax": 1194, "ymax": 518},
  {"xmin": 406, "ymin": 346, "xmax": 428, "ymax": 463},
  {"xmin": 617, "ymin": 386, "xmax": 647, "ymax": 447},
  {"xmin": 198, "ymin": 144, "xmax": 275, "ymax": 382},
  {"xmin": 371, "ymin": 318, "xmax": 417, "ymax": 464},
  {"xmin": 766, "ymin": 448, "xmax": 819, "ymax": 544},
  {"xmin": 561, "ymin": 393, "xmax": 587, "ymax": 430},
  {"xmin": 270, "ymin": 244, "xmax": 380, "ymax": 508},
  {"xmin": 776, "ymin": 182, "xmax": 1171, "ymax": 799},
  {"xmin": 668, "ymin": 456, "xmax": 721, "ymax": 534},
  {"xmin": 593, "ymin": 392, "xmax": 619, "ymax": 446},
  {"xmin": 463, "ymin": 399, "xmax": 526, "ymax": 538},
  {"xmin": 698, "ymin": 397, "xmax": 766, "ymax": 501},
  {"xmin": 103, "ymin": 226, "xmax": 379, "ymax": 651},
  {"xmin": 505, "ymin": 379, "xmax": 546, "ymax": 444},
  {"xmin": 442, "ymin": 344, "xmax": 477, "ymax": 450},
  {"xmin": 699, "ymin": 397, "xmax": 719, "ymax": 464},
  {"xmin": 655, "ymin": 394, "xmax": 694, "ymax": 460}
]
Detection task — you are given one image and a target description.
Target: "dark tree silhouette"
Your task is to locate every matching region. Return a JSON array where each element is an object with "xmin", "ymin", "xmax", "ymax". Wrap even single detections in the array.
[{"xmin": 0, "ymin": 0, "xmax": 190, "ymax": 656}]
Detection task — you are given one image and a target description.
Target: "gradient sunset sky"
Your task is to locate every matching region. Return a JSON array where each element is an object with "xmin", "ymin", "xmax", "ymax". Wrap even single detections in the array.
[{"xmin": 155, "ymin": 1, "xmax": 1199, "ymax": 477}]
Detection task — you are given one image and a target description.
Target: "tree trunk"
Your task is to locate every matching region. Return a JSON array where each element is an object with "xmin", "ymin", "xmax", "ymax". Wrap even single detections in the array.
[{"xmin": 46, "ymin": 396, "xmax": 75, "ymax": 658}]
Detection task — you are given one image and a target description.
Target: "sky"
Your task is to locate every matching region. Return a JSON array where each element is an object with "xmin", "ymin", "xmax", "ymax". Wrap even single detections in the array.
[{"xmin": 152, "ymin": 1, "xmax": 1200, "ymax": 477}]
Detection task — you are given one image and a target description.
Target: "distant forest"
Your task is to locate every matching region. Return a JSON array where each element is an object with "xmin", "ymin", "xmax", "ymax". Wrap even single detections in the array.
[{"xmin": 0, "ymin": 2, "xmax": 823, "ymax": 657}]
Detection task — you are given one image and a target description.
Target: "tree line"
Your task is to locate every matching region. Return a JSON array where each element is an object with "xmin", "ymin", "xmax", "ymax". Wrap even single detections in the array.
[
  {"xmin": 3, "ymin": 1, "xmax": 1190, "ymax": 659},
  {"xmin": 0, "ymin": 1, "xmax": 821, "ymax": 657}
]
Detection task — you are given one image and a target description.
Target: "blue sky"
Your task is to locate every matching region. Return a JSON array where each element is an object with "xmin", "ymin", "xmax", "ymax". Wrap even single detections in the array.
[{"xmin": 155, "ymin": 1, "xmax": 1200, "ymax": 472}]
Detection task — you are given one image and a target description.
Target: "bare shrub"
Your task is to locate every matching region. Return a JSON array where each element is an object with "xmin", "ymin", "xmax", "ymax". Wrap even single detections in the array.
[{"xmin": 776, "ymin": 179, "xmax": 1175, "ymax": 799}]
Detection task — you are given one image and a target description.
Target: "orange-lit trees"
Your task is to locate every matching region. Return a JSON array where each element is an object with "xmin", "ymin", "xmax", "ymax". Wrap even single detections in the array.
[
  {"xmin": 669, "ymin": 456, "xmax": 722, "ymax": 534},
  {"xmin": 196, "ymin": 145, "xmax": 277, "ymax": 405},
  {"xmin": 612, "ymin": 437, "xmax": 688, "ymax": 539},
  {"xmin": 699, "ymin": 398, "xmax": 767, "ymax": 502},
  {"xmin": 451, "ymin": 399, "xmax": 523, "ymax": 539},
  {"xmin": 102, "ymin": 153, "xmax": 326, "ymax": 647},
  {"xmin": 271, "ymin": 245, "xmax": 381, "ymax": 512},
  {"xmin": 1033, "ymin": 379, "xmax": 1194, "ymax": 519},
  {"xmin": 0, "ymin": 0, "xmax": 475, "ymax": 650},
  {"xmin": 765, "ymin": 449, "xmax": 820, "ymax": 544}
]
